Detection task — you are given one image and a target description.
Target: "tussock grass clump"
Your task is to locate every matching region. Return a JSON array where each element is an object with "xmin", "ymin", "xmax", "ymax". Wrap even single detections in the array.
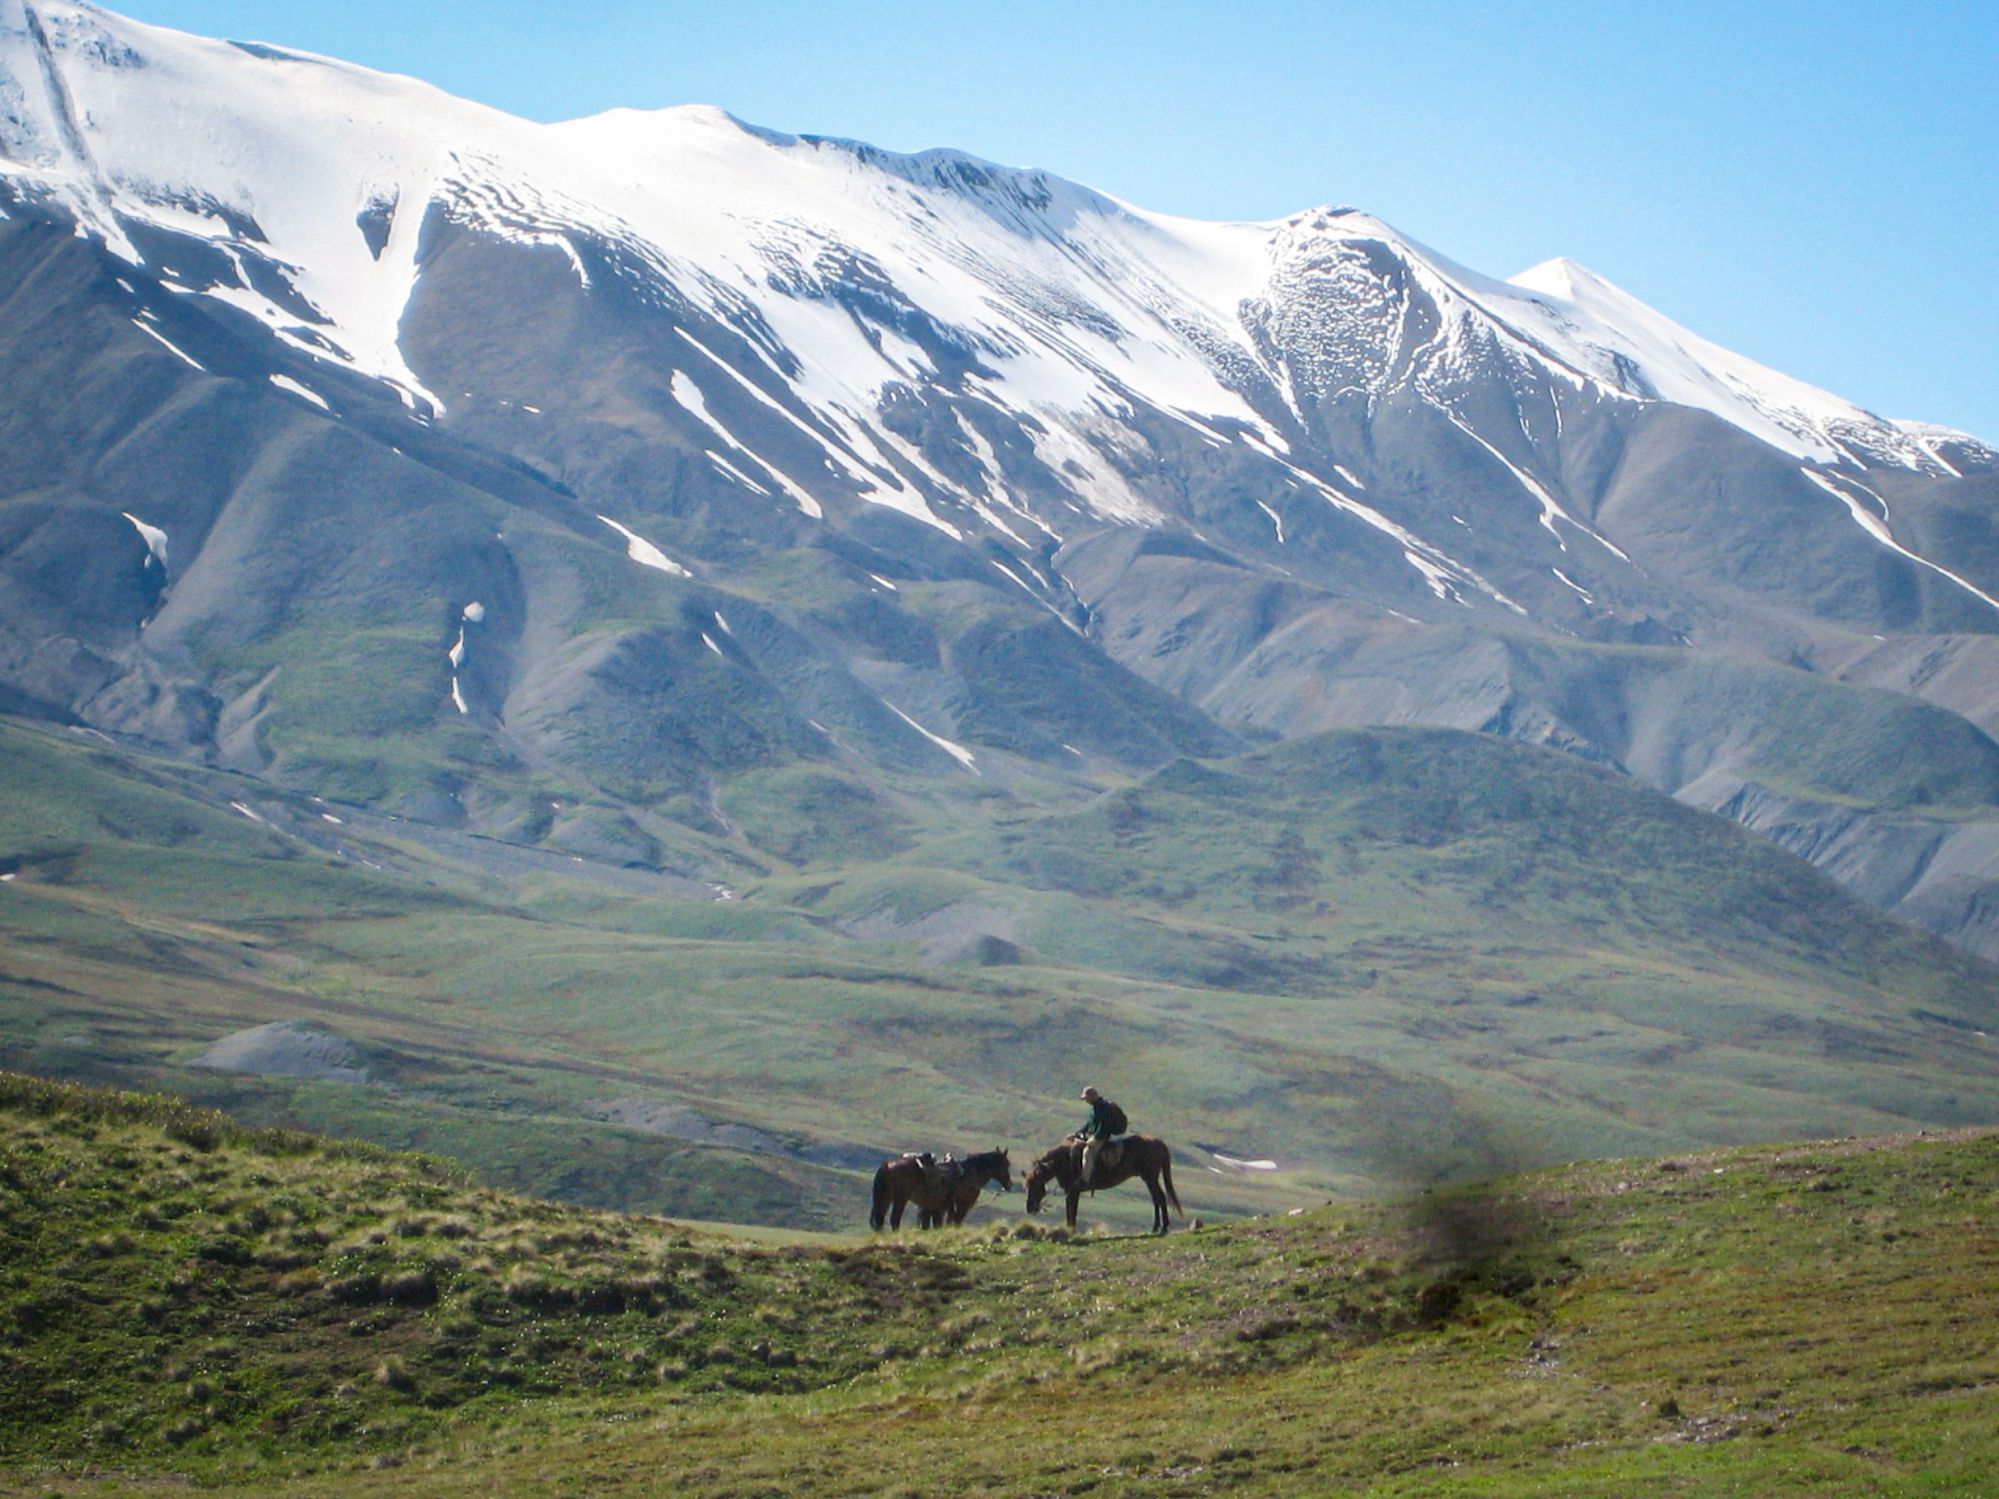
[
  {"xmin": 379, "ymin": 1269, "xmax": 438, "ymax": 1306},
  {"xmin": 372, "ymin": 1357, "xmax": 415, "ymax": 1392}
]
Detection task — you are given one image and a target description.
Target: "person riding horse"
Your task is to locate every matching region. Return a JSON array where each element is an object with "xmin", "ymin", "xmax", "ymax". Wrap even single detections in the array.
[{"xmin": 1074, "ymin": 1086, "xmax": 1127, "ymax": 1190}]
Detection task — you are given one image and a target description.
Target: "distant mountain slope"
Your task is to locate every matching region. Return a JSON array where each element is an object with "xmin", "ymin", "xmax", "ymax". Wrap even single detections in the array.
[
  {"xmin": 2, "ymin": 6, "xmax": 1998, "ymax": 951},
  {"xmin": 4, "ymin": 712, "xmax": 1995, "ymax": 1224}
]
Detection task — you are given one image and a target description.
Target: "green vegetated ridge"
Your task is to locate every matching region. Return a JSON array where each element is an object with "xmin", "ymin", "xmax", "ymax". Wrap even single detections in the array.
[
  {"xmin": 1, "ymin": 1074, "xmax": 1995, "ymax": 1496},
  {"xmin": 3, "ymin": 712, "xmax": 1999, "ymax": 1232}
]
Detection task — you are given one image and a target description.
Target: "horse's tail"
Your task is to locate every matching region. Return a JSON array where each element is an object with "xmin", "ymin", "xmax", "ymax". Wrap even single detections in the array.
[
  {"xmin": 869, "ymin": 1164, "xmax": 890, "ymax": 1230},
  {"xmin": 1161, "ymin": 1143, "xmax": 1185, "ymax": 1219}
]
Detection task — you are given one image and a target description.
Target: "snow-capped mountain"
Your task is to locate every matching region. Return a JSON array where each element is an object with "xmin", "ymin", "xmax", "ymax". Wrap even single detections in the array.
[{"xmin": 3, "ymin": 1, "xmax": 1998, "ymax": 955}]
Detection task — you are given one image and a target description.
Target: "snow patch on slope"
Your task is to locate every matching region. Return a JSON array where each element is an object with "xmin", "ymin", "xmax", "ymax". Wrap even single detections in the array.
[
  {"xmin": 1799, "ymin": 468, "xmax": 1999, "ymax": 615},
  {"xmin": 130, "ymin": 315, "xmax": 203, "ymax": 369},
  {"xmin": 121, "ymin": 509, "xmax": 167, "ymax": 568},
  {"xmin": 268, "ymin": 372, "xmax": 329, "ymax": 410},
  {"xmin": 597, "ymin": 514, "xmax": 691, "ymax": 577},
  {"xmin": 886, "ymin": 702, "xmax": 978, "ymax": 774}
]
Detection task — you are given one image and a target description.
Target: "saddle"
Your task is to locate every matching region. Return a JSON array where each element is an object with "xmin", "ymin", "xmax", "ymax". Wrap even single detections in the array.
[
  {"xmin": 1073, "ymin": 1134, "xmax": 1122, "ymax": 1188},
  {"xmin": 901, "ymin": 1150, "xmax": 964, "ymax": 1191}
]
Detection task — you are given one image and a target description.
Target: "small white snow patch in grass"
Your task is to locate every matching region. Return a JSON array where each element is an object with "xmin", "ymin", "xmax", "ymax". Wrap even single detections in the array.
[
  {"xmin": 709, "ymin": 883, "xmax": 736, "ymax": 901},
  {"xmin": 448, "ymin": 627, "xmax": 467, "ymax": 669},
  {"xmin": 886, "ymin": 703, "xmax": 979, "ymax": 774},
  {"xmin": 268, "ymin": 373, "xmax": 330, "ymax": 411},
  {"xmin": 463, "ymin": 601, "xmax": 485, "ymax": 622},
  {"xmin": 229, "ymin": 801, "xmax": 265, "ymax": 823},
  {"xmin": 320, "ymin": 813, "xmax": 344, "ymax": 824},
  {"xmin": 808, "ymin": 720, "xmax": 829, "ymax": 733},
  {"xmin": 1212, "ymin": 1153, "xmax": 1278, "ymax": 1171},
  {"xmin": 597, "ymin": 515, "xmax": 691, "ymax": 577},
  {"xmin": 121, "ymin": 512, "xmax": 168, "ymax": 569},
  {"xmin": 522, "ymin": 405, "xmax": 541, "ymax": 414},
  {"xmin": 713, "ymin": 611, "xmax": 732, "ymax": 634},
  {"xmin": 1288, "ymin": 1207, "xmax": 1305, "ymax": 1216},
  {"xmin": 868, "ymin": 573, "xmax": 899, "ymax": 592},
  {"xmin": 1063, "ymin": 743, "xmax": 1083, "ymax": 756},
  {"xmin": 701, "ymin": 632, "xmax": 723, "ymax": 656},
  {"xmin": 0, "ymin": 873, "xmax": 16, "ymax": 883},
  {"xmin": 450, "ymin": 677, "xmax": 469, "ymax": 714}
]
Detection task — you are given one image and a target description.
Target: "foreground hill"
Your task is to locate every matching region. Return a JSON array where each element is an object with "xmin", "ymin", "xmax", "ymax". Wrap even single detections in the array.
[
  {"xmin": 5, "ymin": 714, "xmax": 1999, "ymax": 1227},
  {"xmin": 2, "ymin": 1074, "xmax": 1994, "ymax": 1495}
]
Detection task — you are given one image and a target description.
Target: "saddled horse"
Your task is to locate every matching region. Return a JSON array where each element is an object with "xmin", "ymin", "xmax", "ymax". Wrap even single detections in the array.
[
  {"xmin": 869, "ymin": 1148, "xmax": 1013, "ymax": 1230},
  {"xmin": 1023, "ymin": 1135, "xmax": 1183, "ymax": 1234}
]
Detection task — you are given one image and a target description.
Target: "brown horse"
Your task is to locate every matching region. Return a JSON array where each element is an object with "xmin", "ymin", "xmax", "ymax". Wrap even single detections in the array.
[
  {"xmin": 1023, "ymin": 1136, "xmax": 1183, "ymax": 1234},
  {"xmin": 870, "ymin": 1148, "xmax": 1012, "ymax": 1230}
]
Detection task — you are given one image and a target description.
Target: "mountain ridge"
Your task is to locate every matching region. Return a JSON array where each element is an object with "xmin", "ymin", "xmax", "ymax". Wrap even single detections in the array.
[{"xmin": 2, "ymin": 0, "xmax": 1998, "ymax": 965}]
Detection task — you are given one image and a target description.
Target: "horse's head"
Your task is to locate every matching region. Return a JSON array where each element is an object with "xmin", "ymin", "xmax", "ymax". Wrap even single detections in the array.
[
  {"xmin": 1023, "ymin": 1143, "xmax": 1072, "ymax": 1213},
  {"xmin": 991, "ymin": 1146, "xmax": 1013, "ymax": 1194},
  {"xmin": 1023, "ymin": 1159, "xmax": 1051, "ymax": 1214}
]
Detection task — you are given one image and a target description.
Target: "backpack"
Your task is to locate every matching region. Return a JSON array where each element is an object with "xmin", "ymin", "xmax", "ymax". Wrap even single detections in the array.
[{"xmin": 1102, "ymin": 1100, "xmax": 1129, "ymax": 1137}]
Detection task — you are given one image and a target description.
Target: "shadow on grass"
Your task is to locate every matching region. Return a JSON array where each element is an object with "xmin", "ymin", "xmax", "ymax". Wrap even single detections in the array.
[{"xmin": 1362, "ymin": 1107, "xmax": 1566, "ymax": 1321}]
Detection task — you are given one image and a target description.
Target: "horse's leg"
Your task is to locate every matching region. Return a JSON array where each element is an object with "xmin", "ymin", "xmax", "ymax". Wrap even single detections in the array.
[
  {"xmin": 1066, "ymin": 1188, "xmax": 1080, "ymax": 1230},
  {"xmin": 890, "ymin": 1193, "xmax": 905, "ymax": 1230},
  {"xmin": 1146, "ymin": 1168, "xmax": 1169, "ymax": 1234}
]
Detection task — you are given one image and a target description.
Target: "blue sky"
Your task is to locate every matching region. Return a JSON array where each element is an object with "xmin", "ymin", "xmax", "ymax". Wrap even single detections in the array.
[{"xmin": 120, "ymin": 0, "xmax": 1999, "ymax": 441}]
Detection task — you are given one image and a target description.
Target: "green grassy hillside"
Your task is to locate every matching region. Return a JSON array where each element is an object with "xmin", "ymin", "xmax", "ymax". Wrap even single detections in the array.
[
  {"xmin": 4, "ymin": 714, "xmax": 1999, "ymax": 1231},
  {"xmin": 2, "ymin": 1075, "xmax": 1994, "ymax": 1496}
]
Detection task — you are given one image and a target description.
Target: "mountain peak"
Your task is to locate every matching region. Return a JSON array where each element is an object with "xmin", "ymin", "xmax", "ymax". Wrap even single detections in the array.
[{"xmin": 1509, "ymin": 255, "xmax": 1592, "ymax": 298}]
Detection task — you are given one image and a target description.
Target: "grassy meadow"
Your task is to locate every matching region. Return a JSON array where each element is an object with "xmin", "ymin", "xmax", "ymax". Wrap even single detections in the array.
[{"xmin": 0, "ymin": 1074, "xmax": 1994, "ymax": 1495}]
